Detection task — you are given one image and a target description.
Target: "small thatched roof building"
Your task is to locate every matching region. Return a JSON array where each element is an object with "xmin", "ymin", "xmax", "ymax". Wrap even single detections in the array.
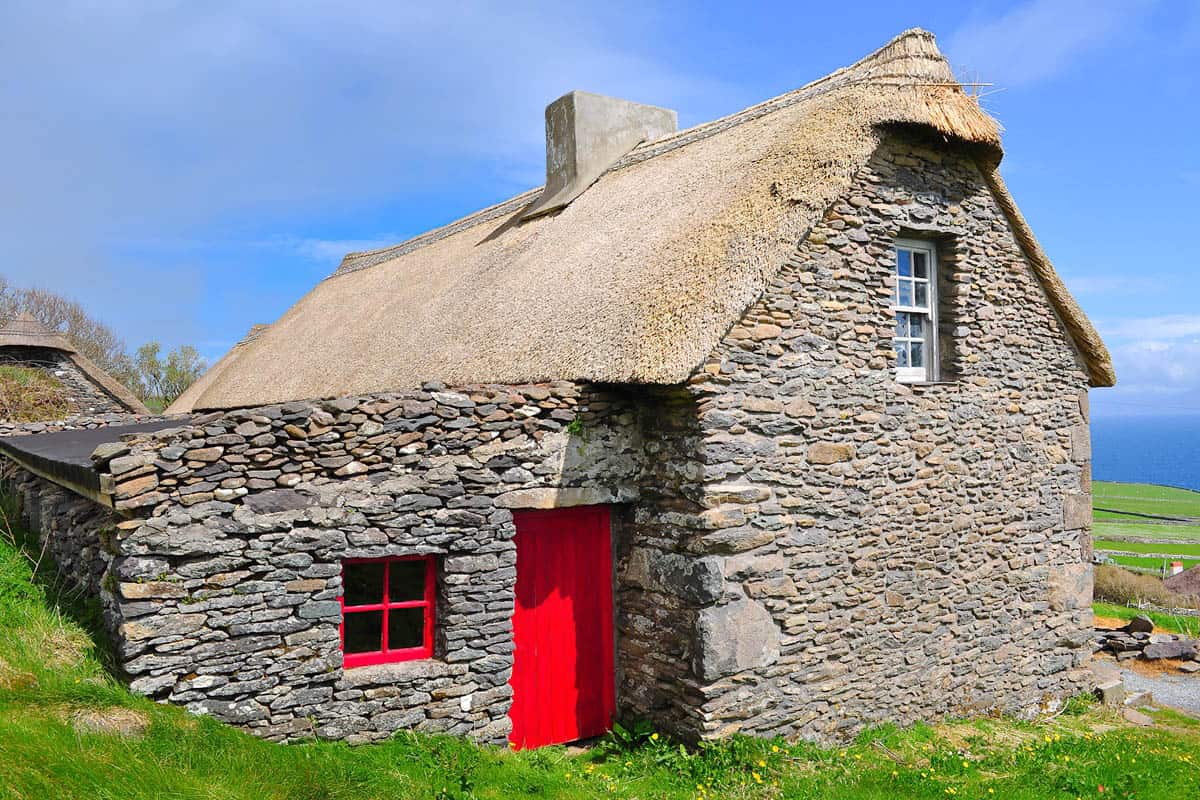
[
  {"xmin": 0, "ymin": 313, "xmax": 149, "ymax": 416},
  {"xmin": 173, "ymin": 28, "xmax": 1113, "ymax": 412}
]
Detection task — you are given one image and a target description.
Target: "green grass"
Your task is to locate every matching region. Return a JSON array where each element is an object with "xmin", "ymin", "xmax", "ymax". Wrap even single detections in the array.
[
  {"xmin": 1095, "ymin": 538, "xmax": 1200, "ymax": 556},
  {"xmin": 1094, "ymin": 520, "xmax": 1200, "ymax": 542},
  {"xmin": 1105, "ymin": 554, "xmax": 1200, "ymax": 572},
  {"xmin": 1092, "ymin": 602, "xmax": 1200, "ymax": 637},
  {"xmin": 1093, "ymin": 481, "xmax": 1200, "ymax": 520},
  {"xmin": 2, "ymin": 501, "xmax": 1200, "ymax": 798}
]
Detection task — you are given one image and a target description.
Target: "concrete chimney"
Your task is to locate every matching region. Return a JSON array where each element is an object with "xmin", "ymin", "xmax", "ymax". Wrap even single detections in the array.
[
  {"xmin": 522, "ymin": 91, "xmax": 677, "ymax": 220},
  {"xmin": 1171, "ymin": 561, "xmax": 1184, "ymax": 576}
]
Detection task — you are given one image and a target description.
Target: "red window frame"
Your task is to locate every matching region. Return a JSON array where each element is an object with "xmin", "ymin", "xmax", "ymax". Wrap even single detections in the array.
[{"xmin": 339, "ymin": 555, "xmax": 436, "ymax": 668}]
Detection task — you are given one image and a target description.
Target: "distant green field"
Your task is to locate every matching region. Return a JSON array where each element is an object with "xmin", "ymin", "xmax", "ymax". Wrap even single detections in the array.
[
  {"xmin": 1093, "ymin": 520, "xmax": 1200, "ymax": 541},
  {"xmin": 1095, "ymin": 538, "xmax": 1200, "ymax": 556},
  {"xmin": 1092, "ymin": 481, "xmax": 1200, "ymax": 520},
  {"xmin": 1106, "ymin": 554, "xmax": 1200, "ymax": 572}
]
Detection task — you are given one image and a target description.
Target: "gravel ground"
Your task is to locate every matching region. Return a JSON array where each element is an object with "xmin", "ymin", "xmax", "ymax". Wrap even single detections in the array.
[{"xmin": 1122, "ymin": 668, "xmax": 1200, "ymax": 717}]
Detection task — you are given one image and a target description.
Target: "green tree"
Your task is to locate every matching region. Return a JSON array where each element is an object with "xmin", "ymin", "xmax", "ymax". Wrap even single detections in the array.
[{"xmin": 134, "ymin": 342, "xmax": 206, "ymax": 409}]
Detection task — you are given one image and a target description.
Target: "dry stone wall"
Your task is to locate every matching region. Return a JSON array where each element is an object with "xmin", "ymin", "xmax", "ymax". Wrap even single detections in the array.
[
  {"xmin": 625, "ymin": 129, "xmax": 1095, "ymax": 741},
  {"xmin": 90, "ymin": 383, "xmax": 642, "ymax": 743}
]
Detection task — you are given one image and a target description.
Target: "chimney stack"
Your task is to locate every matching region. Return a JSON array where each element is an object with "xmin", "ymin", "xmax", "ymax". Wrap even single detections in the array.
[{"xmin": 523, "ymin": 91, "xmax": 677, "ymax": 219}]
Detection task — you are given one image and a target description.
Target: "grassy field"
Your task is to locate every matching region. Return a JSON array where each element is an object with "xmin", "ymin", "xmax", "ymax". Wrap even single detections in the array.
[
  {"xmin": 1092, "ymin": 482, "xmax": 1200, "ymax": 578},
  {"xmin": 1092, "ymin": 482, "xmax": 1200, "ymax": 520},
  {"xmin": 1, "ymin": 500, "xmax": 1199, "ymax": 798},
  {"xmin": 1106, "ymin": 554, "xmax": 1200, "ymax": 572},
  {"xmin": 1094, "ymin": 520, "xmax": 1200, "ymax": 541},
  {"xmin": 1092, "ymin": 602, "xmax": 1200, "ymax": 637}
]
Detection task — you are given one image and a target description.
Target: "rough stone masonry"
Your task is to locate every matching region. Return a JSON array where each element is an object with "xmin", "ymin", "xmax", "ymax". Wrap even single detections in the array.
[{"xmin": 2, "ymin": 129, "xmax": 1095, "ymax": 745}]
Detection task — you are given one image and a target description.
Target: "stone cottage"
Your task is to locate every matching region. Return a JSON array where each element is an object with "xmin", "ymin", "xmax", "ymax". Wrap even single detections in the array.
[
  {"xmin": 0, "ymin": 30, "xmax": 1113, "ymax": 749},
  {"xmin": 0, "ymin": 312, "xmax": 149, "ymax": 419}
]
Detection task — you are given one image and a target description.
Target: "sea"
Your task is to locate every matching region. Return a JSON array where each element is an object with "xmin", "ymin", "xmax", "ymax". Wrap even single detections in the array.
[{"xmin": 1091, "ymin": 415, "xmax": 1200, "ymax": 491}]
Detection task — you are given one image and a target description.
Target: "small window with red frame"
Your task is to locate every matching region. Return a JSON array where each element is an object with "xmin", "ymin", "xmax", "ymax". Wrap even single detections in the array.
[{"xmin": 340, "ymin": 556, "xmax": 435, "ymax": 668}]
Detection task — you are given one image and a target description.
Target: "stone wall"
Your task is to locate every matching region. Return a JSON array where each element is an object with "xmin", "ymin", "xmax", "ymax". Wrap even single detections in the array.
[
  {"xmin": 3, "ymin": 466, "xmax": 123, "ymax": 599},
  {"xmin": 90, "ymin": 383, "xmax": 642, "ymax": 743},
  {"xmin": 617, "ymin": 129, "xmax": 1094, "ymax": 741},
  {"xmin": 0, "ymin": 347, "xmax": 131, "ymax": 416},
  {"xmin": 0, "ymin": 411, "xmax": 151, "ymax": 439}
]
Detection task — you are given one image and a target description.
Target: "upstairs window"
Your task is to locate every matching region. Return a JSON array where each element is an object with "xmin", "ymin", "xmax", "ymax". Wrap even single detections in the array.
[
  {"xmin": 340, "ymin": 556, "xmax": 435, "ymax": 668},
  {"xmin": 893, "ymin": 238, "xmax": 939, "ymax": 383}
]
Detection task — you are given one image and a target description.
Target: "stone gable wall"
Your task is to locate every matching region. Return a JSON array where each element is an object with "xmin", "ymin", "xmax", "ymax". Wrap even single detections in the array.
[
  {"xmin": 0, "ymin": 347, "xmax": 132, "ymax": 416},
  {"xmin": 87, "ymin": 383, "xmax": 642, "ymax": 743},
  {"xmin": 627, "ymin": 129, "xmax": 1094, "ymax": 741}
]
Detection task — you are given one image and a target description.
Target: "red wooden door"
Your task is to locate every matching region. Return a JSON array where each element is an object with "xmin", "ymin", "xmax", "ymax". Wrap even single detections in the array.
[{"xmin": 508, "ymin": 505, "xmax": 615, "ymax": 749}]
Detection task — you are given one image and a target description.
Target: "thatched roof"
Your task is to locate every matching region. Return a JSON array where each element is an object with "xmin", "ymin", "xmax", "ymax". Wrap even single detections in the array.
[
  {"xmin": 165, "ymin": 324, "xmax": 269, "ymax": 415},
  {"xmin": 178, "ymin": 28, "xmax": 1114, "ymax": 412},
  {"xmin": 0, "ymin": 312, "xmax": 77, "ymax": 352},
  {"xmin": 0, "ymin": 313, "xmax": 150, "ymax": 415}
]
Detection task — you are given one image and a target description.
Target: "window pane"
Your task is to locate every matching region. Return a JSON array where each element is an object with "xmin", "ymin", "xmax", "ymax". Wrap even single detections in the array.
[
  {"xmin": 388, "ymin": 607, "xmax": 425, "ymax": 651},
  {"xmin": 910, "ymin": 342, "xmax": 924, "ymax": 368},
  {"xmin": 897, "ymin": 280, "xmax": 912, "ymax": 307},
  {"xmin": 388, "ymin": 560, "xmax": 427, "ymax": 602},
  {"xmin": 344, "ymin": 611, "xmax": 383, "ymax": 654},
  {"xmin": 913, "ymin": 251, "xmax": 928, "ymax": 278},
  {"xmin": 907, "ymin": 313, "xmax": 923, "ymax": 339},
  {"xmin": 914, "ymin": 282, "xmax": 928, "ymax": 309},
  {"xmin": 896, "ymin": 249, "xmax": 912, "ymax": 277},
  {"xmin": 895, "ymin": 342, "xmax": 909, "ymax": 367},
  {"xmin": 344, "ymin": 562, "xmax": 385, "ymax": 606},
  {"xmin": 895, "ymin": 316, "xmax": 907, "ymax": 338}
]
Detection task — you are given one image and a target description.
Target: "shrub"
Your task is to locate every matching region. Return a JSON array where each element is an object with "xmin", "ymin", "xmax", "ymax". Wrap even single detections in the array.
[{"xmin": 1094, "ymin": 564, "xmax": 1198, "ymax": 609}]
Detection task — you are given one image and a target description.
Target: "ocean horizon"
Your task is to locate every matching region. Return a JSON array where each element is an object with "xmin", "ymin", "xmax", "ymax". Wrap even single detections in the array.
[{"xmin": 1091, "ymin": 414, "xmax": 1200, "ymax": 492}]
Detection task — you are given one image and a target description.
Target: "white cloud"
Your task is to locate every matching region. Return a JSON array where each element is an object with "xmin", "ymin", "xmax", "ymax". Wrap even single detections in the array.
[
  {"xmin": 1063, "ymin": 274, "xmax": 1164, "ymax": 296},
  {"xmin": 1101, "ymin": 315, "xmax": 1200, "ymax": 341},
  {"xmin": 292, "ymin": 237, "xmax": 402, "ymax": 264},
  {"xmin": 0, "ymin": 2, "xmax": 739, "ymax": 347},
  {"xmin": 946, "ymin": 0, "xmax": 1150, "ymax": 86}
]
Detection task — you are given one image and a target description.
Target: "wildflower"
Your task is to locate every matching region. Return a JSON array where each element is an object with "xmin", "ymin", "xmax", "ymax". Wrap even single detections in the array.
[
  {"xmin": 962, "ymin": 761, "xmax": 969, "ymax": 769},
  {"xmin": 757, "ymin": 760, "xmax": 766, "ymax": 768},
  {"xmin": 650, "ymin": 733, "xmax": 659, "ymax": 742},
  {"xmin": 752, "ymin": 772, "xmax": 763, "ymax": 784},
  {"xmin": 771, "ymin": 745, "xmax": 780, "ymax": 753}
]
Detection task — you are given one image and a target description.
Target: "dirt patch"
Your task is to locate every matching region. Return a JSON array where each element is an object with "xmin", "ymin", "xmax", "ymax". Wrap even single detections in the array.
[
  {"xmin": 1093, "ymin": 617, "xmax": 1173, "ymax": 635},
  {"xmin": 1124, "ymin": 658, "xmax": 1197, "ymax": 678},
  {"xmin": 0, "ymin": 655, "xmax": 37, "ymax": 691}
]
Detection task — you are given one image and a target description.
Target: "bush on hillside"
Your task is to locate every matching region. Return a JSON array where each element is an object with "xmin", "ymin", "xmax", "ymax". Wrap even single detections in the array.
[
  {"xmin": 1094, "ymin": 563, "xmax": 1199, "ymax": 609},
  {"xmin": 0, "ymin": 366, "xmax": 68, "ymax": 422}
]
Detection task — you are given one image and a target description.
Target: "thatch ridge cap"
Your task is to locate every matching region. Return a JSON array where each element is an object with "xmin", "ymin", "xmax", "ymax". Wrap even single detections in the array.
[{"xmin": 332, "ymin": 28, "xmax": 965, "ymax": 279}]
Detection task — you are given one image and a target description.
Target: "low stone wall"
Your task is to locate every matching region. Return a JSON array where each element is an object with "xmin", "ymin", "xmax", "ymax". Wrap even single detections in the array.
[
  {"xmin": 91, "ymin": 383, "xmax": 642, "ymax": 743},
  {"xmin": 3, "ymin": 465, "xmax": 122, "ymax": 599},
  {"xmin": 0, "ymin": 411, "xmax": 153, "ymax": 438}
]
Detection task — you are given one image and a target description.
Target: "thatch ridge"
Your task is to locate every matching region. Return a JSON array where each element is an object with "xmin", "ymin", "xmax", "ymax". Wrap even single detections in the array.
[
  {"xmin": 185, "ymin": 29, "xmax": 1111, "ymax": 410},
  {"xmin": 335, "ymin": 28, "xmax": 995, "ymax": 277},
  {"xmin": 0, "ymin": 312, "xmax": 77, "ymax": 353}
]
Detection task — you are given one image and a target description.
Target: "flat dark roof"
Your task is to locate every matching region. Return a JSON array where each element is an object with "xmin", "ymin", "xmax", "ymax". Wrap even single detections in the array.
[{"xmin": 0, "ymin": 419, "xmax": 185, "ymax": 494}]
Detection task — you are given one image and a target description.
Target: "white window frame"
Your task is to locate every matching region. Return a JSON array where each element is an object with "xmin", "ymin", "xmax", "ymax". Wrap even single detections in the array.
[{"xmin": 892, "ymin": 238, "xmax": 939, "ymax": 383}]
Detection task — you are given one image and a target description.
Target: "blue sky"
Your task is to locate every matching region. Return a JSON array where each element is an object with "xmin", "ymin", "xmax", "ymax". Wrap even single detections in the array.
[{"xmin": 0, "ymin": 1, "xmax": 1196, "ymax": 419}]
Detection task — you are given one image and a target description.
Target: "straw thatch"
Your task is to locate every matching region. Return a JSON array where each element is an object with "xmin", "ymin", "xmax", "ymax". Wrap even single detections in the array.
[
  {"xmin": 165, "ymin": 324, "xmax": 269, "ymax": 415},
  {"xmin": 180, "ymin": 28, "xmax": 1113, "ymax": 412},
  {"xmin": 0, "ymin": 313, "xmax": 150, "ymax": 414}
]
